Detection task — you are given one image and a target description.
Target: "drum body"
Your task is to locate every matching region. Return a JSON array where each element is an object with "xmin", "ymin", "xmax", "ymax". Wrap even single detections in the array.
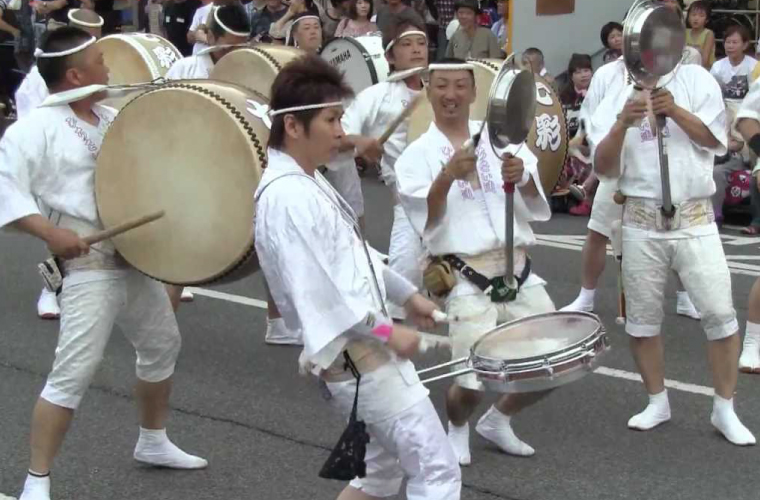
[
  {"xmin": 470, "ymin": 311, "xmax": 608, "ymax": 393},
  {"xmin": 97, "ymin": 33, "xmax": 182, "ymax": 108},
  {"xmin": 96, "ymin": 80, "xmax": 269, "ymax": 285},
  {"xmin": 211, "ymin": 46, "xmax": 304, "ymax": 99},
  {"xmin": 320, "ymin": 35, "xmax": 389, "ymax": 94}
]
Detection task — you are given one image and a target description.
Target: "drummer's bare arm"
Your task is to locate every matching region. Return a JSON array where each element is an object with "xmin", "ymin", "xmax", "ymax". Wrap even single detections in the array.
[
  {"xmin": 650, "ymin": 89, "xmax": 719, "ymax": 148},
  {"xmin": 595, "ymin": 99, "xmax": 647, "ymax": 177},
  {"xmin": 426, "ymin": 149, "xmax": 476, "ymax": 229},
  {"xmin": 501, "ymin": 155, "xmax": 539, "ymax": 198},
  {"xmin": 341, "ymin": 135, "xmax": 382, "ymax": 164},
  {"xmin": 10, "ymin": 214, "xmax": 89, "ymax": 259}
]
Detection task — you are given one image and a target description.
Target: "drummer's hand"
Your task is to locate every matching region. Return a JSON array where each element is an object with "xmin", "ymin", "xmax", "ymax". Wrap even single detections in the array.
[
  {"xmin": 44, "ymin": 227, "xmax": 90, "ymax": 260},
  {"xmin": 446, "ymin": 148, "xmax": 477, "ymax": 180},
  {"xmin": 501, "ymin": 154, "xmax": 524, "ymax": 184},
  {"xmin": 196, "ymin": 29, "xmax": 208, "ymax": 43},
  {"xmin": 617, "ymin": 98, "xmax": 647, "ymax": 128},
  {"xmin": 404, "ymin": 293, "xmax": 438, "ymax": 331},
  {"xmin": 387, "ymin": 324, "xmax": 421, "ymax": 358},
  {"xmin": 354, "ymin": 136, "xmax": 383, "ymax": 165},
  {"xmin": 650, "ymin": 88, "xmax": 677, "ymax": 117}
]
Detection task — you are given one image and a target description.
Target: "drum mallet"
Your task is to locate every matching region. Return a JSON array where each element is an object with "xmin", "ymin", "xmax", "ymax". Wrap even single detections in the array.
[
  {"xmin": 83, "ymin": 210, "xmax": 166, "ymax": 244},
  {"xmin": 377, "ymin": 92, "xmax": 426, "ymax": 145}
]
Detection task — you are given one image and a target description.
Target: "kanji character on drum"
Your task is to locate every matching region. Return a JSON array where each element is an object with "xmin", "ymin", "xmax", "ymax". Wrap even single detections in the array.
[{"xmin": 0, "ymin": 27, "xmax": 207, "ymax": 500}]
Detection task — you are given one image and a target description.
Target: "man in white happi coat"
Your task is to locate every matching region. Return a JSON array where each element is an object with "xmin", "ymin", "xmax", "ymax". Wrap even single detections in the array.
[
  {"xmin": 165, "ymin": 3, "xmax": 250, "ymax": 80},
  {"xmin": 0, "ymin": 27, "xmax": 207, "ymax": 500},
  {"xmin": 396, "ymin": 59, "xmax": 557, "ymax": 465},
  {"xmin": 591, "ymin": 60, "xmax": 755, "ymax": 445},
  {"xmin": 735, "ymin": 80, "xmax": 760, "ymax": 373},
  {"xmin": 254, "ymin": 54, "xmax": 461, "ymax": 500},
  {"xmin": 14, "ymin": 8, "xmax": 103, "ymax": 321},
  {"xmin": 327, "ymin": 12, "xmax": 428, "ymax": 319},
  {"xmin": 560, "ymin": 54, "xmax": 701, "ymax": 320}
]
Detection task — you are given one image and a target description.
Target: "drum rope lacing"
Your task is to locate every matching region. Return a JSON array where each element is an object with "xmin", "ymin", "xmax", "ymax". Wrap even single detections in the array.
[{"xmin": 250, "ymin": 46, "xmax": 285, "ymax": 71}]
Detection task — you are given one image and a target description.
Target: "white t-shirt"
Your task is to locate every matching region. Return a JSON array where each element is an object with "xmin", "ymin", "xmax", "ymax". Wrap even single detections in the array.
[
  {"xmin": 190, "ymin": 3, "xmax": 213, "ymax": 55},
  {"xmin": 710, "ymin": 55, "xmax": 758, "ymax": 99}
]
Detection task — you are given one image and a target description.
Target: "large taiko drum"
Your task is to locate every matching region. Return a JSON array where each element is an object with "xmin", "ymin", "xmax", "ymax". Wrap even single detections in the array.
[
  {"xmin": 211, "ymin": 46, "xmax": 304, "ymax": 99},
  {"xmin": 407, "ymin": 59, "xmax": 568, "ymax": 196},
  {"xmin": 96, "ymin": 80, "xmax": 270, "ymax": 285},
  {"xmin": 97, "ymin": 33, "xmax": 182, "ymax": 108},
  {"xmin": 320, "ymin": 35, "xmax": 389, "ymax": 94}
]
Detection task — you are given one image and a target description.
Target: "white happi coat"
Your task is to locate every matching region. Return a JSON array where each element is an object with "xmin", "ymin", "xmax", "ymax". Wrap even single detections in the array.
[
  {"xmin": 0, "ymin": 105, "xmax": 115, "ymax": 228},
  {"xmin": 15, "ymin": 66, "xmax": 49, "ymax": 118},
  {"xmin": 581, "ymin": 57, "xmax": 627, "ymax": 131},
  {"xmin": 165, "ymin": 53, "xmax": 214, "ymax": 80},
  {"xmin": 588, "ymin": 64, "xmax": 727, "ymax": 206},
  {"xmin": 396, "ymin": 121, "xmax": 550, "ymax": 257}
]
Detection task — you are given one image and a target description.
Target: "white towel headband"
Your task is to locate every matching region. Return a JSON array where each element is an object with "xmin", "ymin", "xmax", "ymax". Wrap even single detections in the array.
[{"xmin": 34, "ymin": 36, "xmax": 96, "ymax": 59}]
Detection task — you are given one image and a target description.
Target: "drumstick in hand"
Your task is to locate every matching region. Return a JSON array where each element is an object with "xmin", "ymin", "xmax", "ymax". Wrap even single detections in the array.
[
  {"xmin": 377, "ymin": 93, "xmax": 425, "ymax": 145},
  {"xmin": 84, "ymin": 210, "xmax": 165, "ymax": 245}
]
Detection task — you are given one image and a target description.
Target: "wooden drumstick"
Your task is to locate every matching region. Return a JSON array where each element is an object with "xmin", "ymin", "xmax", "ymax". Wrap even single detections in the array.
[
  {"xmin": 377, "ymin": 93, "xmax": 425, "ymax": 145},
  {"xmin": 83, "ymin": 210, "xmax": 166, "ymax": 245}
]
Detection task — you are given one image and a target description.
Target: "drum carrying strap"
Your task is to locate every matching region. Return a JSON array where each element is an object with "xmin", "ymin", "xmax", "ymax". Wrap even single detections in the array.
[{"xmin": 443, "ymin": 254, "xmax": 531, "ymax": 303}]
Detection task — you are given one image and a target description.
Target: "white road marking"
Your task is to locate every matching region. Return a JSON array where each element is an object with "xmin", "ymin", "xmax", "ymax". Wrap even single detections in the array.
[{"xmin": 188, "ymin": 287, "xmax": 717, "ymax": 398}]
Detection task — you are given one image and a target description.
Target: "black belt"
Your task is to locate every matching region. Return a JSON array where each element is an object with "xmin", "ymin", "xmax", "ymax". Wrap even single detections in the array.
[{"xmin": 443, "ymin": 254, "xmax": 531, "ymax": 295}]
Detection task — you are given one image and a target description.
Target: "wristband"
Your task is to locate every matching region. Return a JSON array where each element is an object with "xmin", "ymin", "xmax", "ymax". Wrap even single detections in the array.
[
  {"xmin": 515, "ymin": 168, "xmax": 531, "ymax": 188},
  {"xmin": 749, "ymin": 134, "xmax": 760, "ymax": 158},
  {"xmin": 371, "ymin": 323, "xmax": 393, "ymax": 341}
]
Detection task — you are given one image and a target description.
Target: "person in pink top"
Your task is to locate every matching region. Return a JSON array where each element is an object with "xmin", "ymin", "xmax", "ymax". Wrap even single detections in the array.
[{"xmin": 334, "ymin": 0, "xmax": 377, "ymax": 37}]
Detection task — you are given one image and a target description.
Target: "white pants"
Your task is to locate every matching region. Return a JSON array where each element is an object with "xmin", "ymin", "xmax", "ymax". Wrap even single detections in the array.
[
  {"xmin": 41, "ymin": 269, "xmax": 181, "ymax": 409},
  {"xmin": 622, "ymin": 231, "xmax": 738, "ymax": 340},
  {"xmin": 587, "ymin": 180, "xmax": 622, "ymax": 239},
  {"xmin": 388, "ymin": 204, "xmax": 424, "ymax": 317},
  {"xmin": 447, "ymin": 285, "xmax": 556, "ymax": 391}
]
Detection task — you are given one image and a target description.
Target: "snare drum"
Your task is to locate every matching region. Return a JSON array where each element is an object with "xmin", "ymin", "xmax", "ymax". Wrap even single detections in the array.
[
  {"xmin": 97, "ymin": 33, "xmax": 182, "ymax": 108},
  {"xmin": 420, "ymin": 311, "xmax": 608, "ymax": 393},
  {"xmin": 211, "ymin": 46, "xmax": 304, "ymax": 99},
  {"xmin": 96, "ymin": 80, "xmax": 270, "ymax": 285},
  {"xmin": 320, "ymin": 35, "xmax": 389, "ymax": 94}
]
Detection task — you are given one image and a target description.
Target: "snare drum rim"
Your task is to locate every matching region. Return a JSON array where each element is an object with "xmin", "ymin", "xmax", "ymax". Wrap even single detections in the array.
[
  {"xmin": 321, "ymin": 36, "xmax": 382, "ymax": 87},
  {"xmin": 469, "ymin": 311, "xmax": 604, "ymax": 372}
]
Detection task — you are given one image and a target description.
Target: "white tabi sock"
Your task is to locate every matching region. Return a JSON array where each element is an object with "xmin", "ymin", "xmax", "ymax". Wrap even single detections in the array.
[
  {"xmin": 475, "ymin": 406, "xmax": 535, "ymax": 457},
  {"xmin": 560, "ymin": 287, "xmax": 595, "ymax": 313},
  {"xmin": 133, "ymin": 428, "xmax": 208, "ymax": 469},
  {"xmin": 628, "ymin": 390, "xmax": 671, "ymax": 431},
  {"xmin": 676, "ymin": 291, "xmax": 701, "ymax": 320},
  {"xmin": 447, "ymin": 421, "xmax": 471, "ymax": 466},
  {"xmin": 19, "ymin": 472, "xmax": 50, "ymax": 500},
  {"xmin": 739, "ymin": 322, "xmax": 760, "ymax": 372},
  {"xmin": 711, "ymin": 395, "xmax": 756, "ymax": 446}
]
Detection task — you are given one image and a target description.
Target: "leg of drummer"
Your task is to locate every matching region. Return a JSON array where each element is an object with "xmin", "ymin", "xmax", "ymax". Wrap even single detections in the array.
[
  {"xmin": 739, "ymin": 277, "xmax": 760, "ymax": 373},
  {"xmin": 165, "ymin": 284, "xmax": 182, "ymax": 312},
  {"xmin": 264, "ymin": 281, "xmax": 303, "ymax": 346}
]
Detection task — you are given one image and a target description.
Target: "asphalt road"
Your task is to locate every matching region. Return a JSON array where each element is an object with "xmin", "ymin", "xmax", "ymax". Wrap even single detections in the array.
[{"xmin": 2, "ymin": 175, "xmax": 760, "ymax": 500}]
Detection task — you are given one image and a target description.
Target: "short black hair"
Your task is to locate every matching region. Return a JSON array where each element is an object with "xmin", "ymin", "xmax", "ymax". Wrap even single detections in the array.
[
  {"xmin": 428, "ymin": 57, "xmax": 475, "ymax": 85},
  {"xmin": 347, "ymin": 0, "xmax": 373, "ymax": 21},
  {"xmin": 523, "ymin": 47, "xmax": 544, "ymax": 62},
  {"xmin": 37, "ymin": 26, "xmax": 93, "ymax": 89},
  {"xmin": 726, "ymin": 24, "xmax": 751, "ymax": 43},
  {"xmin": 268, "ymin": 55, "xmax": 354, "ymax": 149},
  {"xmin": 686, "ymin": 0, "xmax": 710, "ymax": 26},
  {"xmin": 454, "ymin": 0, "xmax": 479, "ymax": 14},
  {"xmin": 600, "ymin": 21, "xmax": 623, "ymax": 49},
  {"xmin": 209, "ymin": 4, "xmax": 251, "ymax": 39}
]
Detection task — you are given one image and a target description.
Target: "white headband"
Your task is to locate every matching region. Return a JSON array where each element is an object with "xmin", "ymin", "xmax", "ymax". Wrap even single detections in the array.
[
  {"xmin": 67, "ymin": 9, "xmax": 104, "ymax": 27},
  {"xmin": 269, "ymin": 101, "xmax": 342, "ymax": 117},
  {"xmin": 286, "ymin": 15, "xmax": 320, "ymax": 45},
  {"xmin": 427, "ymin": 63, "xmax": 475, "ymax": 71},
  {"xmin": 34, "ymin": 36, "xmax": 96, "ymax": 59},
  {"xmin": 213, "ymin": 6, "xmax": 249, "ymax": 38},
  {"xmin": 385, "ymin": 30, "xmax": 427, "ymax": 52}
]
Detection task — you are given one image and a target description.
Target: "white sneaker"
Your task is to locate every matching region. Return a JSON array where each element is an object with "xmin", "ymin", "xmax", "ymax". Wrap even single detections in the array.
[
  {"xmin": 475, "ymin": 407, "xmax": 535, "ymax": 457},
  {"xmin": 676, "ymin": 291, "xmax": 701, "ymax": 320},
  {"xmin": 265, "ymin": 318, "xmax": 303, "ymax": 346},
  {"xmin": 560, "ymin": 296, "xmax": 594, "ymax": 313},
  {"xmin": 447, "ymin": 421, "xmax": 471, "ymax": 466},
  {"xmin": 180, "ymin": 288, "xmax": 194, "ymax": 302},
  {"xmin": 740, "ymin": 333, "xmax": 760, "ymax": 374},
  {"xmin": 36, "ymin": 289, "xmax": 60, "ymax": 320}
]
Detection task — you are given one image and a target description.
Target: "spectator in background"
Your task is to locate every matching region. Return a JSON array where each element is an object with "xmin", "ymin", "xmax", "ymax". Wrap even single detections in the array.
[
  {"xmin": 334, "ymin": 0, "xmax": 376, "ymax": 37},
  {"xmin": 433, "ymin": 0, "xmax": 455, "ymax": 59},
  {"xmin": 314, "ymin": 0, "xmax": 350, "ymax": 40},
  {"xmin": 445, "ymin": 0, "xmax": 499, "ymax": 59},
  {"xmin": 711, "ymin": 25, "xmax": 757, "ymax": 101},
  {"xmin": 287, "ymin": 10, "xmax": 322, "ymax": 52},
  {"xmin": 376, "ymin": 0, "xmax": 422, "ymax": 40},
  {"xmin": 250, "ymin": 0, "xmax": 287, "ymax": 41},
  {"xmin": 164, "ymin": 0, "xmax": 201, "ymax": 55},
  {"xmin": 685, "ymin": 1, "xmax": 714, "ymax": 70},
  {"xmin": 268, "ymin": 0, "xmax": 318, "ymax": 43},
  {"xmin": 600, "ymin": 21, "xmax": 622, "ymax": 60},
  {"xmin": 188, "ymin": 0, "xmax": 213, "ymax": 54},
  {"xmin": 522, "ymin": 47, "xmax": 554, "ymax": 85},
  {"xmin": 490, "ymin": 0, "xmax": 506, "ymax": 55},
  {"xmin": 33, "ymin": 0, "xmax": 75, "ymax": 31}
]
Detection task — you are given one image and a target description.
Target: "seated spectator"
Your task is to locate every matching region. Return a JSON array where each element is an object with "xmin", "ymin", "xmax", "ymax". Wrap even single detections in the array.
[
  {"xmin": 710, "ymin": 25, "xmax": 757, "ymax": 101},
  {"xmin": 375, "ymin": 0, "xmax": 423, "ymax": 39},
  {"xmin": 445, "ymin": 0, "xmax": 499, "ymax": 59},
  {"xmin": 685, "ymin": 1, "xmax": 714, "ymax": 69},
  {"xmin": 268, "ymin": 0, "xmax": 318, "ymax": 42},
  {"xmin": 490, "ymin": 0, "xmax": 506, "ymax": 55},
  {"xmin": 314, "ymin": 0, "xmax": 351, "ymax": 41},
  {"xmin": 251, "ymin": 0, "xmax": 287, "ymax": 41},
  {"xmin": 334, "ymin": 0, "xmax": 376, "ymax": 37},
  {"xmin": 600, "ymin": 21, "xmax": 622, "ymax": 60},
  {"xmin": 287, "ymin": 10, "xmax": 322, "ymax": 52},
  {"xmin": 522, "ymin": 47, "xmax": 554, "ymax": 86}
]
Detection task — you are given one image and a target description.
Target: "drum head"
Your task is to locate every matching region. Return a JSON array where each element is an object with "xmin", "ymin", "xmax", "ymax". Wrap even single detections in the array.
[
  {"xmin": 96, "ymin": 81, "xmax": 268, "ymax": 285},
  {"xmin": 211, "ymin": 46, "xmax": 303, "ymax": 99},
  {"xmin": 321, "ymin": 36, "xmax": 389, "ymax": 94},
  {"xmin": 473, "ymin": 312, "xmax": 601, "ymax": 361},
  {"xmin": 98, "ymin": 36, "xmax": 154, "ymax": 84}
]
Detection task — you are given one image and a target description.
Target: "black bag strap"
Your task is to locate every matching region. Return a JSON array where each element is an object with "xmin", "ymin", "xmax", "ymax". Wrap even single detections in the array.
[
  {"xmin": 343, "ymin": 352, "xmax": 361, "ymax": 421},
  {"xmin": 442, "ymin": 254, "xmax": 532, "ymax": 293}
]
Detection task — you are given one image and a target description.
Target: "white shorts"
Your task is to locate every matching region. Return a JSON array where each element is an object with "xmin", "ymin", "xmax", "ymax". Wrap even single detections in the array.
[
  {"xmin": 587, "ymin": 180, "xmax": 622, "ymax": 239},
  {"xmin": 41, "ymin": 269, "xmax": 181, "ymax": 409},
  {"xmin": 447, "ymin": 284, "xmax": 556, "ymax": 391},
  {"xmin": 622, "ymin": 231, "xmax": 738, "ymax": 340}
]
